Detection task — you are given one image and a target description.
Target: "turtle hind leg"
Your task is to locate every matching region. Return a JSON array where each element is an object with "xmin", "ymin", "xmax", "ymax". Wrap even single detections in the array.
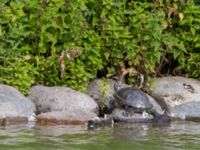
[
  {"xmin": 153, "ymin": 113, "xmax": 171, "ymax": 123},
  {"xmin": 148, "ymin": 109, "xmax": 161, "ymax": 117},
  {"xmin": 149, "ymin": 109, "xmax": 171, "ymax": 123}
]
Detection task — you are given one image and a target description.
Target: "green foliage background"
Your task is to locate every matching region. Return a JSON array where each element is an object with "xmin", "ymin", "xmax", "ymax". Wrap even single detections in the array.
[{"xmin": 0, "ymin": 0, "xmax": 200, "ymax": 94}]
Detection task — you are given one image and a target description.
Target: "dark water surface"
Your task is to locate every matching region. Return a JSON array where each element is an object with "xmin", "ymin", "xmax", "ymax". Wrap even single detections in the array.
[{"xmin": 1, "ymin": 121, "xmax": 200, "ymax": 150}]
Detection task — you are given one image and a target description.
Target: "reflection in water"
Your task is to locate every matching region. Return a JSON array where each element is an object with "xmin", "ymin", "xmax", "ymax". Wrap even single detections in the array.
[
  {"xmin": 33, "ymin": 124, "xmax": 88, "ymax": 136},
  {"xmin": 0, "ymin": 121, "xmax": 200, "ymax": 150},
  {"xmin": 162, "ymin": 122, "xmax": 200, "ymax": 150},
  {"xmin": 107, "ymin": 122, "xmax": 200, "ymax": 150},
  {"xmin": 114, "ymin": 123, "xmax": 151, "ymax": 141}
]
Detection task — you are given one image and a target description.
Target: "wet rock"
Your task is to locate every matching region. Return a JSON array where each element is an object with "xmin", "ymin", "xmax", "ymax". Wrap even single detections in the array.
[
  {"xmin": 0, "ymin": 84, "xmax": 36, "ymax": 125},
  {"xmin": 152, "ymin": 76, "xmax": 200, "ymax": 119},
  {"xmin": 147, "ymin": 95, "xmax": 163, "ymax": 115},
  {"xmin": 28, "ymin": 85, "xmax": 99, "ymax": 125},
  {"xmin": 0, "ymin": 117, "xmax": 28, "ymax": 126},
  {"xmin": 37, "ymin": 110, "xmax": 97, "ymax": 125},
  {"xmin": 112, "ymin": 108, "xmax": 170, "ymax": 123},
  {"xmin": 112, "ymin": 108, "xmax": 154, "ymax": 123},
  {"xmin": 170, "ymin": 101, "xmax": 200, "ymax": 121}
]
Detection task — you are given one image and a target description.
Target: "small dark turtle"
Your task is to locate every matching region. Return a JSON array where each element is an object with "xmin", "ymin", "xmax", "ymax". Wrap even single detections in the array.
[
  {"xmin": 113, "ymin": 83, "xmax": 158, "ymax": 117},
  {"xmin": 87, "ymin": 116, "xmax": 114, "ymax": 130}
]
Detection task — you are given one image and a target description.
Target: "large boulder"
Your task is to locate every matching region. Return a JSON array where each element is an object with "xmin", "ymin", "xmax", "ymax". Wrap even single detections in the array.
[
  {"xmin": 0, "ymin": 84, "xmax": 36, "ymax": 125},
  {"xmin": 28, "ymin": 85, "xmax": 99, "ymax": 125},
  {"xmin": 152, "ymin": 76, "xmax": 200, "ymax": 120}
]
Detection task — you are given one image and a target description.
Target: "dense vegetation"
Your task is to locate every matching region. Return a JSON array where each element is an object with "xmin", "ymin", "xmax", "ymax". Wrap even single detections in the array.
[{"xmin": 0, "ymin": 0, "xmax": 200, "ymax": 94}]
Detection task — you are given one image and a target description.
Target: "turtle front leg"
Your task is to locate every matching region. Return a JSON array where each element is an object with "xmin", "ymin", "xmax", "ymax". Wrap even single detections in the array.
[{"xmin": 142, "ymin": 110, "xmax": 149, "ymax": 118}]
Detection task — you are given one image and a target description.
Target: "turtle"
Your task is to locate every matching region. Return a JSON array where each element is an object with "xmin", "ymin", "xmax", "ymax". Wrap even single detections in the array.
[{"xmin": 113, "ymin": 83, "xmax": 159, "ymax": 118}]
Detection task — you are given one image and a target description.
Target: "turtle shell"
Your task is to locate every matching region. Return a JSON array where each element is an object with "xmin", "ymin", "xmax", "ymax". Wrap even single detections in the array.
[{"xmin": 113, "ymin": 87, "xmax": 153, "ymax": 112}]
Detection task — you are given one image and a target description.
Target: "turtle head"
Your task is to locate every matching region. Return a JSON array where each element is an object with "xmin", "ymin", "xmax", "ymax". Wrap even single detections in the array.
[{"xmin": 114, "ymin": 82, "xmax": 121, "ymax": 92}]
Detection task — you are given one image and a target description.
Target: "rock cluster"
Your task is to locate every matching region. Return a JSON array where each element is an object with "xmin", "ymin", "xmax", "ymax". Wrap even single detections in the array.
[{"xmin": 1, "ymin": 76, "xmax": 200, "ymax": 126}]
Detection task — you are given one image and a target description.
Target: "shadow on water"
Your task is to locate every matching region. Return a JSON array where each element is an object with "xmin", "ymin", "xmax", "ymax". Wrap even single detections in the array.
[{"xmin": 1, "ymin": 121, "xmax": 200, "ymax": 150}]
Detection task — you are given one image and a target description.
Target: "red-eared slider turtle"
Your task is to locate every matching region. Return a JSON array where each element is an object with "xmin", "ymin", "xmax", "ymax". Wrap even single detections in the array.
[{"xmin": 113, "ymin": 83, "xmax": 157, "ymax": 117}]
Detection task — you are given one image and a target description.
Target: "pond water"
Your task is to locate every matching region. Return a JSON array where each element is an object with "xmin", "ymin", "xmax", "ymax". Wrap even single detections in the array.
[{"xmin": 1, "ymin": 121, "xmax": 200, "ymax": 150}]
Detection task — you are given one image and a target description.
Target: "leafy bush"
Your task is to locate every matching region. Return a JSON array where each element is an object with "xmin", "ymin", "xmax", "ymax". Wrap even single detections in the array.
[
  {"xmin": 0, "ymin": 0, "xmax": 103, "ymax": 93},
  {"xmin": 0, "ymin": 0, "xmax": 200, "ymax": 94}
]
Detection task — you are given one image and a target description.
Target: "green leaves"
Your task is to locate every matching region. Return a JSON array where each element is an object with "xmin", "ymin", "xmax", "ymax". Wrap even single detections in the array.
[
  {"xmin": 1, "ymin": 0, "xmax": 200, "ymax": 93},
  {"xmin": 0, "ymin": 58, "xmax": 37, "ymax": 94}
]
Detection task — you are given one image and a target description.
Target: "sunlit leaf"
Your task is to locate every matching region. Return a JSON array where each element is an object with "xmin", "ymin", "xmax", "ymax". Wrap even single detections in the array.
[{"xmin": 179, "ymin": 12, "xmax": 184, "ymax": 22}]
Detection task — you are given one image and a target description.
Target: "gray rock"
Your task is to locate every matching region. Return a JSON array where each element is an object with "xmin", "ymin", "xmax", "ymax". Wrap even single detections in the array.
[
  {"xmin": 28, "ymin": 85, "xmax": 99, "ymax": 124},
  {"xmin": 152, "ymin": 76, "xmax": 200, "ymax": 119},
  {"xmin": 0, "ymin": 84, "xmax": 36, "ymax": 123},
  {"xmin": 112, "ymin": 108, "xmax": 154, "ymax": 123},
  {"xmin": 37, "ymin": 110, "xmax": 98, "ymax": 125},
  {"xmin": 112, "ymin": 108, "xmax": 171, "ymax": 123},
  {"xmin": 87, "ymin": 79, "xmax": 117, "ymax": 113},
  {"xmin": 171, "ymin": 101, "xmax": 200, "ymax": 120},
  {"xmin": 147, "ymin": 95, "xmax": 163, "ymax": 115}
]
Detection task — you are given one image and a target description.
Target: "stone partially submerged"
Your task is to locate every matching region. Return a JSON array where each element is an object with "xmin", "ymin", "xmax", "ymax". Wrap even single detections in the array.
[
  {"xmin": 112, "ymin": 108, "xmax": 154, "ymax": 123},
  {"xmin": 152, "ymin": 76, "xmax": 200, "ymax": 120},
  {"xmin": 28, "ymin": 85, "xmax": 99, "ymax": 125},
  {"xmin": 170, "ymin": 101, "xmax": 200, "ymax": 120},
  {"xmin": 37, "ymin": 110, "xmax": 97, "ymax": 125},
  {"xmin": 0, "ymin": 84, "xmax": 36, "ymax": 125}
]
